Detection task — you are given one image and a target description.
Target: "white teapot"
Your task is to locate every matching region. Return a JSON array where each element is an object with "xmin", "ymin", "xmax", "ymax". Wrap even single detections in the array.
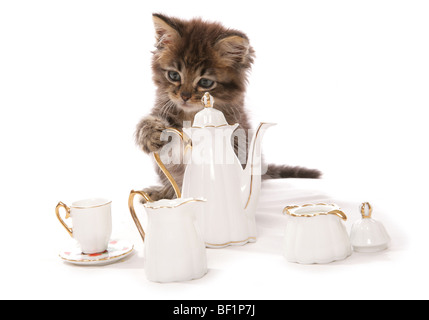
[{"xmin": 165, "ymin": 93, "xmax": 275, "ymax": 248}]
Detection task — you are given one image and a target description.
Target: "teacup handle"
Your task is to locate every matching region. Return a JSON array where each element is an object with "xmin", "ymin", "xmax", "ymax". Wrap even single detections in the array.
[
  {"xmin": 55, "ymin": 201, "xmax": 73, "ymax": 237},
  {"xmin": 128, "ymin": 190, "xmax": 152, "ymax": 242}
]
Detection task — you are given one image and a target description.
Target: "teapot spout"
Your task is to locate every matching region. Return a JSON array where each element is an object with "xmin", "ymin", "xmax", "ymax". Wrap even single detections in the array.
[{"xmin": 242, "ymin": 122, "xmax": 276, "ymax": 210}]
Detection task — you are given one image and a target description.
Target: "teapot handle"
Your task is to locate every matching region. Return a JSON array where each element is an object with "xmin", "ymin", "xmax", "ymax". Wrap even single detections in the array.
[
  {"xmin": 153, "ymin": 152, "xmax": 181, "ymax": 198},
  {"xmin": 129, "ymin": 128, "xmax": 187, "ymax": 241},
  {"xmin": 165, "ymin": 127, "xmax": 192, "ymax": 154},
  {"xmin": 128, "ymin": 190, "xmax": 152, "ymax": 242},
  {"xmin": 128, "ymin": 150, "xmax": 182, "ymax": 242},
  {"xmin": 156, "ymin": 127, "xmax": 194, "ymax": 199}
]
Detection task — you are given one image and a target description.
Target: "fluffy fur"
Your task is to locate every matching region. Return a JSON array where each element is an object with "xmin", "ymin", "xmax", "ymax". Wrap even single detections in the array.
[{"xmin": 135, "ymin": 14, "xmax": 321, "ymax": 200}]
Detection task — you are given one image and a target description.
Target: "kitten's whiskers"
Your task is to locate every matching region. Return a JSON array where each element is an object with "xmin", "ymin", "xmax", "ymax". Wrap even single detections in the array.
[{"xmin": 159, "ymin": 100, "xmax": 175, "ymax": 119}]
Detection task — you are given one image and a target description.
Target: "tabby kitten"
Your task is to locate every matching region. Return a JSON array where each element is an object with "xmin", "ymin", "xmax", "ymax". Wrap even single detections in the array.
[{"xmin": 135, "ymin": 13, "xmax": 321, "ymax": 200}]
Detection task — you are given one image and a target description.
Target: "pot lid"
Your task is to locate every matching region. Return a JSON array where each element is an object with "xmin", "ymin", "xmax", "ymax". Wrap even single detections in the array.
[{"xmin": 192, "ymin": 93, "xmax": 229, "ymax": 127}]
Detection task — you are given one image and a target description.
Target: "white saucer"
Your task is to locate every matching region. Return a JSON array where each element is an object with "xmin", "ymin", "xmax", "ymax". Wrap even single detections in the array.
[{"xmin": 59, "ymin": 239, "xmax": 134, "ymax": 266}]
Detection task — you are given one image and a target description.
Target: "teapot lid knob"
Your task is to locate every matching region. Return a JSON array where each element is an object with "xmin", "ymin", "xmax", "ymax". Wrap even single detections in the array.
[
  {"xmin": 201, "ymin": 92, "xmax": 214, "ymax": 108},
  {"xmin": 193, "ymin": 92, "xmax": 228, "ymax": 127}
]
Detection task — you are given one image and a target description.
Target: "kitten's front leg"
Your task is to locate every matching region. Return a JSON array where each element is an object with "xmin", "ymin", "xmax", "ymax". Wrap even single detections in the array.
[
  {"xmin": 135, "ymin": 115, "xmax": 184, "ymax": 200},
  {"xmin": 141, "ymin": 185, "xmax": 177, "ymax": 202},
  {"xmin": 135, "ymin": 115, "xmax": 170, "ymax": 154}
]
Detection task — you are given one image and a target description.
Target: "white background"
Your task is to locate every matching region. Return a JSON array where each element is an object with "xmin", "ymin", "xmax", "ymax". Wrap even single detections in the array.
[{"xmin": 0, "ymin": 0, "xmax": 428, "ymax": 300}]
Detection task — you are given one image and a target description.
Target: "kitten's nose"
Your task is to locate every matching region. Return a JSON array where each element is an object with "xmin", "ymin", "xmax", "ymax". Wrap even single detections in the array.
[{"xmin": 181, "ymin": 92, "xmax": 191, "ymax": 102}]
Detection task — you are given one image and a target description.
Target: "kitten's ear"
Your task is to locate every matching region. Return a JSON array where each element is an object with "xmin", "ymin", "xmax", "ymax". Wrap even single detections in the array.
[
  {"xmin": 215, "ymin": 34, "xmax": 254, "ymax": 67},
  {"xmin": 152, "ymin": 13, "xmax": 181, "ymax": 49}
]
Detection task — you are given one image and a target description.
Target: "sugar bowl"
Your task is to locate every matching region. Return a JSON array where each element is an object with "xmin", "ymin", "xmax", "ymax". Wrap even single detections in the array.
[{"xmin": 282, "ymin": 203, "xmax": 352, "ymax": 264}]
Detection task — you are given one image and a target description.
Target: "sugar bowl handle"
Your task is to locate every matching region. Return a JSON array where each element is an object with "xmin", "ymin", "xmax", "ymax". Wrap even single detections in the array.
[{"xmin": 328, "ymin": 209, "xmax": 348, "ymax": 221}]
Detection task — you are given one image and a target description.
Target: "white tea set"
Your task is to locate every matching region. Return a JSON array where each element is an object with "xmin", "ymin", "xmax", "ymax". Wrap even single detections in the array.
[
  {"xmin": 55, "ymin": 93, "xmax": 391, "ymax": 282},
  {"xmin": 127, "ymin": 92, "xmax": 274, "ymax": 281}
]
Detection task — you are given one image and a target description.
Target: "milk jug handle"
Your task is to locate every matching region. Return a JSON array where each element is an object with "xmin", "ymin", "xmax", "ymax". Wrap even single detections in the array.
[{"xmin": 128, "ymin": 190, "xmax": 152, "ymax": 242}]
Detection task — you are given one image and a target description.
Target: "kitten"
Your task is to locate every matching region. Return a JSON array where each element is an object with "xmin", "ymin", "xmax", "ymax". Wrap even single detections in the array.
[{"xmin": 135, "ymin": 13, "xmax": 321, "ymax": 200}]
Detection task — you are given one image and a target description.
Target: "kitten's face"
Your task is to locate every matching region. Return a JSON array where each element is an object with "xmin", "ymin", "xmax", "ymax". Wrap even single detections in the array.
[
  {"xmin": 151, "ymin": 14, "xmax": 254, "ymax": 113},
  {"xmin": 158, "ymin": 58, "xmax": 219, "ymax": 112}
]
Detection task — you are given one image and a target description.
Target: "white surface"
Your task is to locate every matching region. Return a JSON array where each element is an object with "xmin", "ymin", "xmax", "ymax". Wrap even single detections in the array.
[
  {"xmin": 1, "ymin": 1, "xmax": 428, "ymax": 300},
  {"xmin": 0, "ymin": 178, "xmax": 424, "ymax": 300}
]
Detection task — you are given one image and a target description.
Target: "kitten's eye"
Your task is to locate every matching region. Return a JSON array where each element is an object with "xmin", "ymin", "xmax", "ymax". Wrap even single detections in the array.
[
  {"xmin": 198, "ymin": 78, "xmax": 215, "ymax": 88},
  {"xmin": 168, "ymin": 71, "xmax": 181, "ymax": 82}
]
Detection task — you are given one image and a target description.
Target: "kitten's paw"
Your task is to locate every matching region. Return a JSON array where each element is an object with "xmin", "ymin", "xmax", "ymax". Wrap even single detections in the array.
[
  {"xmin": 135, "ymin": 116, "xmax": 169, "ymax": 153},
  {"xmin": 141, "ymin": 185, "xmax": 176, "ymax": 202}
]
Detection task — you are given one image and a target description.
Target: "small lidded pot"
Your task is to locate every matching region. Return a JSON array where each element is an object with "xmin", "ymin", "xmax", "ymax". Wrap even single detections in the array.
[{"xmin": 282, "ymin": 203, "xmax": 352, "ymax": 264}]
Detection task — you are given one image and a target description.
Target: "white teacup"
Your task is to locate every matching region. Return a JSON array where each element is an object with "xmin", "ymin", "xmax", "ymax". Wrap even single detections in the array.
[{"xmin": 55, "ymin": 198, "xmax": 112, "ymax": 254}]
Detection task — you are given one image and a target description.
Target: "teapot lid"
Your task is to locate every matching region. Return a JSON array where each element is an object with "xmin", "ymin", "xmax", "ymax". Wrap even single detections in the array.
[{"xmin": 192, "ymin": 93, "xmax": 228, "ymax": 127}]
